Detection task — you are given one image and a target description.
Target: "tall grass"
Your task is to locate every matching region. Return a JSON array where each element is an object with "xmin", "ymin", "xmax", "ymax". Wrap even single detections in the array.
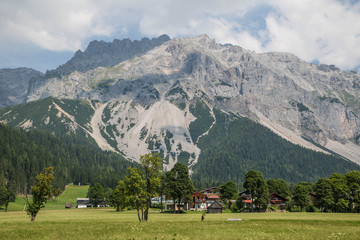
[{"xmin": 0, "ymin": 210, "xmax": 359, "ymax": 239}]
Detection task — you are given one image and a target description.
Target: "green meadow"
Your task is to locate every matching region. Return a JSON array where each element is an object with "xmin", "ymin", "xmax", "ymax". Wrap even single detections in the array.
[
  {"xmin": 1, "ymin": 210, "xmax": 360, "ymax": 240},
  {"xmin": 1, "ymin": 185, "xmax": 360, "ymax": 239}
]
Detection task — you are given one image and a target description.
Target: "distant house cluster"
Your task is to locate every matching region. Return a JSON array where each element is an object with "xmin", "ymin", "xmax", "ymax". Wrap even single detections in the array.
[
  {"xmin": 154, "ymin": 187, "xmax": 289, "ymax": 213},
  {"xmin": 239, "ymin": 191, "xmax": 288, "ymax": 211},
  {"xmin": 75, "ymin": 187, "xmax": 289, "ymax": 213}
]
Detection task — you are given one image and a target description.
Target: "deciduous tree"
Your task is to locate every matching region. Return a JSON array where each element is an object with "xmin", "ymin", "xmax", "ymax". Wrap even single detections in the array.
[
  {"xmin": 164, "ymin": 163, "xmax": 194, "ymax": 213},
  {"xmin": 314, "ymin": 178, "xmax": 334, "ymax": 212},
  {"xmin": 220, "ymin": 181, "xmax": 238, "ymax": 208},
  {"xmin": 243, "ymin": 170, "xmax": 269, "ymax": 212},
  {"xmin": 164, "ymin": 170, "xmax": 177, "ymax": 213},
  {"xmin": 293, "ymin": 184, "xmax": 310, "ymax": 211},
  {"xmin": 329, "ymin": 173, "xmax": 349, "ymax": 212},
  {"xmin": 25, "ymin": 167, "xmax": 61, "ymax": 221},
  {"xmin": 109, "ymin": 180, "xmax": 127, "ymax": 212},
  {"xmin": 220, "ymin": 181, "xmax": 238, "ymax": 200},
  {"xmin": 267, "ymin": 178, "xmax": 290, "ymax": 199},
  {"xmin": 87, "ymin": 183, "xmax": 105, "ymax": 208},
  {"xmin": 344, "ymin": 171, "xmax": 360, "ymax": 212},
  {"xmin": 124, "ymin": 167, "xmax": 147, "ymax": 221},
  {"xmin": 0, "ymin": 185, "xmax": 15, "ymax": 212},
  {"xmin": 140, "ymin": 153, "xmax": 162, "ymax": 221}
]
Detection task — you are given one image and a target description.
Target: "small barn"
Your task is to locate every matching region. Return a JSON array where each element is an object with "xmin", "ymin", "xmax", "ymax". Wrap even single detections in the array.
[
  {"xmin": 207, "ymin": 200, "xmax": 223, "ymax": 213},
  {"xmin": 65, "ymin": 202, "xmax": 72, "ymax": 208}
]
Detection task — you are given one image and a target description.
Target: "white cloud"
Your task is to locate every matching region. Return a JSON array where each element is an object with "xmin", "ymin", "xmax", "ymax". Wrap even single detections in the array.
[
  {"xmin": 0, "ymin": 0, "xmax": 114, "ymax": 51},
  {"xmin": 0, "ymin": 0, "xmax": 360, "ymax": 70},
  {"xmin": 263, "ymin": 0, "xmax": 360, "ymax": 69}
]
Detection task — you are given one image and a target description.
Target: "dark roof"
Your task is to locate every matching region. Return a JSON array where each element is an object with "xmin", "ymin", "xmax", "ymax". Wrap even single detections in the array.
[
  {"xmin": 200, "ymin": 187, "xmax": 219, "ymax": 193},
  {"xmin": 270, "ymin": 193, "xmax": 288, "ymax": 202},
  {"xmin": 208, "ymin": 200, "xmax": 222, "ymax": 209}
]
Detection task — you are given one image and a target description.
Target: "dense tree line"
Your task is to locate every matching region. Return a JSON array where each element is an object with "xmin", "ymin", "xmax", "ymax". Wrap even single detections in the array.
[
  {"xmin": 103, "ymin": 154, "xmax": 193, "ymax": 220},
  {"xmin": 0, "ymin": 124, "xmax": 137, "ymax": 194},
  {"xmin": 231, "ymin": 170, "xmax": 360, "ymax": 213},
  {"xmin": 106, "ymin": 154, "xmax": 193, "ymax": 221},
  {"xmin": 192, "ymin": 108, "xmax": 360, "ymax": 187}
]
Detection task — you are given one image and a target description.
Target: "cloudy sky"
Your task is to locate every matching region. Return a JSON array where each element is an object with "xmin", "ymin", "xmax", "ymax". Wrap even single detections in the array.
[{"xmin": 0, "ymin": 0, "xmax": 359, "ymax": 72}]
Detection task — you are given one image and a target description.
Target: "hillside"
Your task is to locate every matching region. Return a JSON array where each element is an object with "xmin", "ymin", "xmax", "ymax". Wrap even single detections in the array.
[
  {"xmin": 5, "ymin": 184, "xmax": 89, "ymax": 211},
  {"xmin": 192, "ymin": 109, "xmax": 360, "ymax": 186},
  {"xmin": 1, "ymin": 35, "xmax": 360, "ymax": 186},
  {"xmin": 0, "ymin": 123, "xmax": 137, "ymax": 193},
  {"xmin": 1, "ymin": 98, "xmax": 359, "ymax": 187},
  {"xmin": 45, "ymin": 184, "xmax": 89, "ymax": 210}
]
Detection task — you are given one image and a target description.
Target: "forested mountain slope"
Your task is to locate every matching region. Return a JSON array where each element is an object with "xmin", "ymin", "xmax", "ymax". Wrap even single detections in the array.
[
  {"xmin": 0, "ymin": 124, "xmax": 136, "ymax": 193},
  {"xmin": 192, "ymin": 109, "xmax": 360, "ymax": 186}
]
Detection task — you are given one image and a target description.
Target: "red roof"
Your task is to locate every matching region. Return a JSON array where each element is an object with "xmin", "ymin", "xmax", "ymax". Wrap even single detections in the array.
[
  {"xmin": 243, "ymin": 200, "xmax": 252, "ymax": 203},
  {"xmin": 207, "ymin": 194, "xmax": 219, "ymax": 199}
]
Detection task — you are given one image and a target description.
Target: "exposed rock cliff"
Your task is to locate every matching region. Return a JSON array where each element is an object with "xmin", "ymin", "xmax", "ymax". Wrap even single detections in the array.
[
  {"xmin": 0, "ymin": 68, "xmax": 43, "ymax": 108},
  {"xmin": 1, "ymin": 35, "xmax": 360, "ymax": 165}
]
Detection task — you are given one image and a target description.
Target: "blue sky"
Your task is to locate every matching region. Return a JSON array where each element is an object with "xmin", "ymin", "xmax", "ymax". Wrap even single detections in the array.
[{"xmin": 0, "ymin": 0, "xmax": 359, "ymax": 72}]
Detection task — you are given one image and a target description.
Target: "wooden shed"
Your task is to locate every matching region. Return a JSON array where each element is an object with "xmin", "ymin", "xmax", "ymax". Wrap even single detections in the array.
[
  {"xmin": 65, "ymin": 202, "xmax": 72, "ymax": 208},
  {"xmin": 207, "ymin": 200, "xmax": 223, "ymax": 213}
]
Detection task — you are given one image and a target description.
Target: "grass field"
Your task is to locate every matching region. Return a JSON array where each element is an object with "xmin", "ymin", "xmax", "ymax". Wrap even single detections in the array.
[
  {"xmin": 1, "ymin": 209, "xmax": 360, "ymax": 239},
  {"xmin": 5, "ymin": 184, "xmax": 89, "ymax": 211},
  {"xmin": 1, "ymin": 185, "xmax": 360, "ymax": 239}
]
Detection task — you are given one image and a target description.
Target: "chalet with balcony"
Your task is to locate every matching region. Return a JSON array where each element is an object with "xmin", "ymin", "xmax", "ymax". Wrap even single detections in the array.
[{"xmin": 190, "ymin": 187, "xmax": 221, "ymax": 210}]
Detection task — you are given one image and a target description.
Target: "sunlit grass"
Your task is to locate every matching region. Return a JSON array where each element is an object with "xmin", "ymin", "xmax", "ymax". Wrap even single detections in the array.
[
  {"xmin": 2, "ymin": 186, "xmax": 360, "ymax": 239},
  {"xmin": 0, "ymin": 209, "xmax": 359, "ymax": 239},
  {"xmin": 4, "ymin": 184, "xmax": 89, "ymax": 211}
]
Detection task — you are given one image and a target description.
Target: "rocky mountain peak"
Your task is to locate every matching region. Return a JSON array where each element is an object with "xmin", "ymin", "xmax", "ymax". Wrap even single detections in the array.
[
  {"xmin": 1, "ymin": 34, "xmax": 360, "ymax": 166},
  {"xmin": 45, "ymin": 34, "xmax": 171, "ymax": 77}
]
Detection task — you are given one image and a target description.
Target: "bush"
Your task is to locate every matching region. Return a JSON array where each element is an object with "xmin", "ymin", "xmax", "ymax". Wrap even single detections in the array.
[
  {"xmin": 151, "ymin": 203, "xmax": 162, "ymax": 209},
  {"xmin": 267, "ymin": 205, "xmax": 278, "ymax": 212},
  {"xmin": 285, "ymin": 200, "xmax": 294, "ymax": 212},
  {"xmin": 230, "ymin": 199, "xmax": 244, "ymax": 213},
  {"xmin": 305, "ymin": 204, "xmax": 318, "ymax": 212}
]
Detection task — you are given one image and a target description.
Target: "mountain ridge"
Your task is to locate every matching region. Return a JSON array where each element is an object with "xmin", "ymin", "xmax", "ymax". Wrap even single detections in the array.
[
  {"xmin": 46, "ymin": 34, "xmax": 171, "ymax": 77},
  {"xmin": 0, "ymin": 34, "xmax": 359, "ymax": 179}
]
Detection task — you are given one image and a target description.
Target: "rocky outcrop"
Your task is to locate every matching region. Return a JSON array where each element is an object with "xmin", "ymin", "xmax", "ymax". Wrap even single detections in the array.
[
  {"xmin": 46, "ymin": 34, "xmax": 171, "ymax": 76},
  {"xmin": 0, "ymin": 68, "xmax": 43, "ymax": 108}
]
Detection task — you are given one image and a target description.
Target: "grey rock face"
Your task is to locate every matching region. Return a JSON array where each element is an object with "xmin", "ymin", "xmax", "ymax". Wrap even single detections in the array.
[
  {"xmin": 2, "ymin": 34, "xmax": 360, "ymax": 164},
  {"xmin": 46, "ymin": 34, "xmax": 171, "ymax": 76},
  {"xmin": 0, "ymin": 68, "xmax": 43, "ymax": 108}
]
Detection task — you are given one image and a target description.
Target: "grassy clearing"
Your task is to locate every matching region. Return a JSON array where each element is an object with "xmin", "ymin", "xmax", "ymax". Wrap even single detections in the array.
[
  {"xmin": 44, "ymin": 184, "xmax": 89, "ymax": 210},
  {"xmin": 0, "ymin": 209, "xmax": 359, "ymax": 240},
  {"xmin": 4, "ymin": 184, "xmax": 89, "ymax": 211}
]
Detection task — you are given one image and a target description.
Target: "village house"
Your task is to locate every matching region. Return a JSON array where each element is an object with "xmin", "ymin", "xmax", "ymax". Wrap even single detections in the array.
[
  {"xmin": 269, "ymin": 193, "xmax": 288, "ymax": 210},
  {"xmin": 76, "ymin": 198, "xmax": 92, "ymax": 208},
  {"xmin": 190, "ymin": 187, "xmax": 220, "ymax": 210}
]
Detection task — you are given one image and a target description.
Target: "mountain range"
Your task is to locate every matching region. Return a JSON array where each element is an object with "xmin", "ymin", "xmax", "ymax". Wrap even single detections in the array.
[{"xmin": 1, "ymin": 34, "xmax": 359, "ymax": 184}]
